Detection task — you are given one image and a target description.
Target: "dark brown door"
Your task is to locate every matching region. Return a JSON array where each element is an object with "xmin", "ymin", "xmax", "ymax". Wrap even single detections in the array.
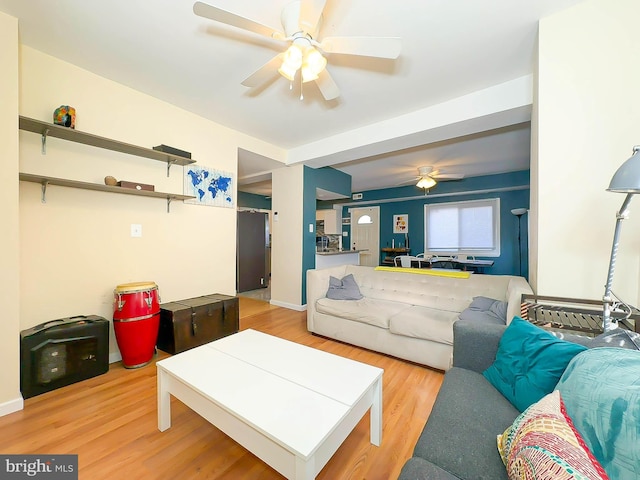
[{"xmin": 237, "ymin": 211, "xmax": 268, "ymax": 292}]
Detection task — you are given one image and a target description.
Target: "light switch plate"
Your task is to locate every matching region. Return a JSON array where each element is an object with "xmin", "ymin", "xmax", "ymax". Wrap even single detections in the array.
[{"xmin": 131, "ymin": 224, "xmax": 142, "ymax": 237}]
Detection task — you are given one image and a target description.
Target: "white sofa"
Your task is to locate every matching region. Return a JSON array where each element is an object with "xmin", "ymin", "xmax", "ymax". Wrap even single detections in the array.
[{"xmin": 306, "ymin": 265, "xmax": 533, "ymax": 371}]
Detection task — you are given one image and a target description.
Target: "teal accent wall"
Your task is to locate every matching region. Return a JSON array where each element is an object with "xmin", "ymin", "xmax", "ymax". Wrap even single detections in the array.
[
  {"xmin": 238, "ymin": 191, "xmax": 271, "ymax": 210},
  {"xmin": 302, "ymin": 166, "xmax": 351, "ymax": 303},
  {"xmin": 320, "ymin": 170, "xmax": 530, "ymax": 278}
]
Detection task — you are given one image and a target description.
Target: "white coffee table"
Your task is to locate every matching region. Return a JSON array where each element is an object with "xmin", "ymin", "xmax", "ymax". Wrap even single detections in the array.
[{"xmin": 157, "ymin": 329, "xmax": 383, "ymax": 480}]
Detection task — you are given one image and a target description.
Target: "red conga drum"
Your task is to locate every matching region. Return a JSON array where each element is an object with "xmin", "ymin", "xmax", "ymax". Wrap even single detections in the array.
[{"xmin": 112, "ymin": 281, "xmax": 160, "ymax": 368}]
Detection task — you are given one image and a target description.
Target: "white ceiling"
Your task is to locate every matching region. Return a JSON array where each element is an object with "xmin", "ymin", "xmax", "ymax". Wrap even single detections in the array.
[{"xmin": 0, "ymin": 0, "xmax": 584, "ymax": 196}]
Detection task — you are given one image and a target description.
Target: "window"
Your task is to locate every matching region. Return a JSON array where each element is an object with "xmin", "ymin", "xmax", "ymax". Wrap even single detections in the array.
[{"xmin": 424, "ymin": 198, "xmax": 500, "ymax": 256}]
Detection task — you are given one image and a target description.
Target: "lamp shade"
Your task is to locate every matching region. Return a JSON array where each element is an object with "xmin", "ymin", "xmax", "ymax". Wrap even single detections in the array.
[
  {"xmin": 301, "ymin": 47, "xmax": 327, "ymax": 83},
  {"xmin": 416, "ymin": 176, "xmax": 436, "ymax": 189},
  {"xmin": 278, "ymin": 44, "xmax": 303, "ymax": 81},
  {"xmin": 607, "ymin": 146, "xmax": 640, "ymax": 193}
]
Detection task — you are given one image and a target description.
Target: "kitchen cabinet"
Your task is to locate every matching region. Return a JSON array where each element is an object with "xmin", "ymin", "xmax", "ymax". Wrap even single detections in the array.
[{"xmin": 316, "ymin": 208, "xmax": 341, "ymax": 234}]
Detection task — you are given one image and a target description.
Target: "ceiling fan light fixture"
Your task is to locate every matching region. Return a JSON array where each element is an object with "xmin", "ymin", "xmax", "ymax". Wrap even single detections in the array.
[
  {"xmin": 416, "ymin": 176, "xmax": 437, "ymax": 189},
  {"xmin": 301, "ymin": 47, "xmax": 327, "ymax": 83},
  {"xmin": 278, "ymin": 44, "xmax": 303, "ymax": 81}
]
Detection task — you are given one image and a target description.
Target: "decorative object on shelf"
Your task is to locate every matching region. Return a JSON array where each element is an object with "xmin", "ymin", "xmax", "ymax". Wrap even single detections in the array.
[
  {"xmin": 104, "ymin": 175, "xmax": 118, "ymax": 186},
  {"xmin": 53, "ymin": 105, "xmax": 76, "ymax": 129},
  {"xmin": 117, "ymin": 180, "xmax": 155, "ymax": 192},
  {"xmin": 603, "ymin": 145, "xmax": 640, "ymax": 331},
  {"xmin": 393, "ymin": 214, "xmax": 408, "ymax": 233},
  {"xmin": 510, "ymin": 208, "xmax": 527, "ymax": 276},
  {"xmin": 184, "ymin": 164, "xmax": 234, "ymax": 208},
  {"xmin": 18, "ymin": 116, "xmax": 196, "ymax": 212},
  {"xmin": 152, "ymin": 144, "xmax": 192, "ymax": 159},
  {"xmin": 20, "ymin": 173, "xmax": 194, "ymax": 213},
  {"xmin": 19, "ymin": 116, "xmax": 196, "ymax": 176}
]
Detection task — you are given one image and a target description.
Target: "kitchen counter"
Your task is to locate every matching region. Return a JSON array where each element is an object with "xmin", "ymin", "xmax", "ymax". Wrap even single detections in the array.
[
  {"xmin": 315, "ymin": 250, "xmax": 367, "ymax": 269},
  {"xmin": 316, "ymin": 249, "xmax": 368, "ymax": 255}
]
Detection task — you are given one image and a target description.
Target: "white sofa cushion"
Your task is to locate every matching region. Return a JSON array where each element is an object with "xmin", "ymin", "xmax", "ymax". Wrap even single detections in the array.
[
  {"xmin": 345, "ymin": 265, "xmax": 512, "ymax": 313},
  {"xmin": 316, "ymin": 297, "xmax": 411, "ymax": 329},
  {"xmin": 389, "ymin": 306, "xmax": 459, "ymax": 345}
]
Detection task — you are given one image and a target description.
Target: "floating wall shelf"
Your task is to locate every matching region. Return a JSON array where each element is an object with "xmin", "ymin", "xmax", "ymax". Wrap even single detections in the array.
[
  {"xmin": 19, "ymin": 116, "xmax": 196, "ymax": 176},
  {"xmin": 19, "ymin": 173, "xmax": 195, "ymax": 213}
]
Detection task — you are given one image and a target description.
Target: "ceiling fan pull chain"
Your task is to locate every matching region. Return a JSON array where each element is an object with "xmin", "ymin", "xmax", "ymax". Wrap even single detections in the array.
[{"xmin": 299, "ymin": 74, "xmax": 304, "ymax": 100}]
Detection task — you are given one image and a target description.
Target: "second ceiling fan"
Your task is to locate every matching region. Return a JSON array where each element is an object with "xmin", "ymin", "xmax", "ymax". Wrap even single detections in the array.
[
  {"xmin": 193, "ymin": 0, "xmax": 401, "ymax": 100},
  {"xmin": 414, "ymin": 166, "xmax": 465, "ymax": 189}
]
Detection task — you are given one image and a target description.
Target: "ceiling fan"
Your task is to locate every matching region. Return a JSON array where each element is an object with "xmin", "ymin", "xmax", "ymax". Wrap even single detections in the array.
[
  {"xmin": 413, "ymin": 166, "xmax": 465, "ymax": 189},
  {"xmin": 193, "ymin": 1, "xmax": 401, "ymax": 101}
]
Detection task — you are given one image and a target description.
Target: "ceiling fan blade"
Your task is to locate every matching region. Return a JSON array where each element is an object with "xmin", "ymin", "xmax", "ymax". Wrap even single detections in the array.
[
  {"xmin": 193, "ymin": 2, "xmax": 283, "ymax": 39},
  {"xmin": 433, "ymin": 173, "xmax": 465, "ymax": 180},
  {"xmin": 241, "ymin": 54, "xmax": 283, "ymax": 87},
  {"xmin": 299, "ymin": 0, "xmax": 327, "ymax": 36},
  {"xmin": 320, "ymin": 36, "xmax": 402, "ymax": 59},
  {"xmin": 395, "ymin": 179, "xmax": 420, "ymax": 186},
  {"xmin": 315, "ymin": 69, "xmax": 340, "ymax": 101}
]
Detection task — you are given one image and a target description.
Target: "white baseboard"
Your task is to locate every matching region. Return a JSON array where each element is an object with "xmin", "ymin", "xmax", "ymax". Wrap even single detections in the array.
[
  {"xmin": 269, "ymin": 299, "xmax": 307, "ymax": 311},
  {"xmin": 109, "ymin": 352, "xmax": 122, "ymax": 364},
  {"xmin": 0, "ymin": 396, "xmax": 24, "ymax": 417}
]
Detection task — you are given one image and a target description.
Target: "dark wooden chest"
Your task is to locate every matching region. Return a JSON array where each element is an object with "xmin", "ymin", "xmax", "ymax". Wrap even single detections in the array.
[{"xmin": 157, "ymin": 294, "xmax": 239, "ymax": 354}]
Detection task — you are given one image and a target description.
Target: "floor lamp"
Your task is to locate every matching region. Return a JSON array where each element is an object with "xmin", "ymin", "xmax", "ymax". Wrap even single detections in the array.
[
  {"xmin": 511, "ymin": 208, "xmax": 527, "ymax": 276},
  {"xmin": 603, "ymin": 145, "xmax": 640, "ymax": 331}
]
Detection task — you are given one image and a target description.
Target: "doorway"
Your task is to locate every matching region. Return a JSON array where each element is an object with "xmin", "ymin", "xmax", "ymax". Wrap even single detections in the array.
[
  {"xmin": 237, "ymin": 211, "xmax": 269, "ymax": 292},
  {"xmin": 350, "ymin": 206, "xmax": 380, "ymax": 267}
]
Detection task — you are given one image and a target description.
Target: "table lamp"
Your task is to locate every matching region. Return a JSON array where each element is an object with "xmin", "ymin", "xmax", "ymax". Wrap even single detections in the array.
[{"xmin": 603, "ymin": 145, "xmax": 640, "ymax": 331}]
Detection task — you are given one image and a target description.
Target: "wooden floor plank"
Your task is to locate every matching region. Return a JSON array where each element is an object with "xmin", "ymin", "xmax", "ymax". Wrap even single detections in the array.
[{"xmin": 2, "ymin": 299, "xmax": 444, "ymax": 479}]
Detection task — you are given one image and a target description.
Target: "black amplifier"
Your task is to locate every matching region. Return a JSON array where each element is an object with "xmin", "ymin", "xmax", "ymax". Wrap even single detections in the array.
[{"xmin": 20, "ymin": 315, "xmax": 110, "ymax": 399}]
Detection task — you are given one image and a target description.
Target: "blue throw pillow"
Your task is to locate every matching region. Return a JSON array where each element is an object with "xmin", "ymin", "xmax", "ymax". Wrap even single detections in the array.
[
  {"xmin": 483, "ymin": 317, "xmax": 587, "ymax": 412},
  {"xmin": 326, "ymin": 274, "xmax": 363, "ymax": 300},
  {"xmin": 458, "ymin": 296, "xmax": 508, "ymax": 325},
  {"xmin": 556, "ymin": 347, "xmax": 640, "ymax": 480},
  {"xmin": 467, "ymin": 296, "xmax": 498, "ymax": 311}
]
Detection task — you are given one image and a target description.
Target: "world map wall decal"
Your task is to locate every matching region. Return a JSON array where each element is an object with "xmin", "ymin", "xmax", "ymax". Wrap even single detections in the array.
[{"xmin": 184, "ymin": 165, "xmax": 234, "ymax": 208}]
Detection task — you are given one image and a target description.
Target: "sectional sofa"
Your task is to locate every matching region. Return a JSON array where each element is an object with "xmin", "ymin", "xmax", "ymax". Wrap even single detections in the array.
[
  {"xmin": 398, "ymin": 319, "xmax": 640, "ymax": 479},
  {"xmin": 306, "ymin": 264, "xmax": 533, "ymax": 371}
]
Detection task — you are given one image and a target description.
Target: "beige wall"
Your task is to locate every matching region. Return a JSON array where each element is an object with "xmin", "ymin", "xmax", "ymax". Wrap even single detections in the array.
[
  {"xmin": 533, "ymin": 0, "xmax": 640, "ymax": 301},
  {"xmin": 15, "ymin": 46, "xmax": 282, "ymax": 372},
  {"xmin": 0, "ymin": 12, "xmax": 22, "ymax": 414},
  {"xmin": 270, "ymin": 165, "xmax": 305, "ymax": 309}
]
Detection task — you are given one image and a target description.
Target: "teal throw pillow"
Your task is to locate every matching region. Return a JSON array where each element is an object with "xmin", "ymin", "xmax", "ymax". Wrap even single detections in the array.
[
  {"xmin": 556, "ymin": 347, "xmax": 640, "ymax": 480},
  {"xmin": 483, "ymin": 317, "xmax": 587, "ymax": 412}
]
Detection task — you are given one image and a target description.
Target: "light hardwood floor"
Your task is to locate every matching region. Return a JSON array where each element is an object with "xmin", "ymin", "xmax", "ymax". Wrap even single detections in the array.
[{"xmin": 2, "ymin": 299, "xmax": 444, "ymax": 479}]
